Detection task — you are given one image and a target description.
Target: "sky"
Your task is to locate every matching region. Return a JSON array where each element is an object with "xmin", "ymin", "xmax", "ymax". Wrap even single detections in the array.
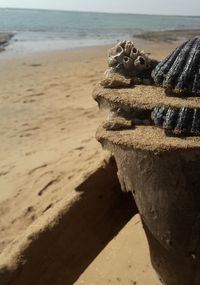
[{"xmin": 0, "ymin": 0, "xmax": 200, "ymax": 16}]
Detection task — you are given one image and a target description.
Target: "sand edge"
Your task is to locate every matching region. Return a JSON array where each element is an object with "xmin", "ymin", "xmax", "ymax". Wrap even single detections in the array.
[{"xmin": 0, "ymin": 155, "xmax": 136, "ymax": 285}]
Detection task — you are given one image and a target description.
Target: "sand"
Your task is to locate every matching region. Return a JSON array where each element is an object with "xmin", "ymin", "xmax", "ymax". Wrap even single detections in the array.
[
  {"xmin": 94, "ymin": 84, "xmax": 200, "ymax": 110},
  {"xmin": 76, "ymin": 214, "xmax": 161, "ymax": 285},
  {"xmin": 0, "ymin": 46, "xmax": 108, "ymax": 252},
  {"xmin": 135, "ymin": 29, "xmax": 200, "ymax": 42},
  {"xmin": 0, "ymin": 156, "xmax": 138, "ymax": 285},
  {"xmin": 94, "ymin": 82, "xmax": 200, "ymax": 152},
  {"xmin": 0, "ymin": 38, "xmax": 183, "ymax": 283}
]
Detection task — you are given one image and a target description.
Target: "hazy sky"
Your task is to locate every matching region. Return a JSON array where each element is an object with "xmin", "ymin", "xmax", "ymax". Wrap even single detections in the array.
[{"xmin": 0, "ymin": 0, "xmax": 200, "ymax": 16}]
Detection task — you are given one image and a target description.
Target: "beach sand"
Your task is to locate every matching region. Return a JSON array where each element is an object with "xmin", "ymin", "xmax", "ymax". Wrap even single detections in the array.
[
  {"xmin": 0, "ymin": 38, "xmax": 182, "ymax": 283},
  {"xmin": 0, "ymin": 46, "xmax": 108, "ymax": 252}
]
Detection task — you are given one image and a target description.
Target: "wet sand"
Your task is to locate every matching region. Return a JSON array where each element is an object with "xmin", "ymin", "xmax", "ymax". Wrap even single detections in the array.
[{"xmin": 135, "ymin": 29, "xmax": 200, "ymax": 42}]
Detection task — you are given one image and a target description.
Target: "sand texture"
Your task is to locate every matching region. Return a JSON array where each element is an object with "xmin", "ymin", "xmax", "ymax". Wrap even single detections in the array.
[
  {"xmin": 0, "ymin": 157, "xmax": 139, "ymax": 285},
  {"xmin": 97, "ymin": 125, "xmax": 200, "ymax": 153},
  {"xmin": 0, "ymin": 39, "xmax": 183, "ymax": 284},
  {"xmin": 76, "ymin": 214, "xmax": 161, "ymax": 285},
  {"xmin": 94, "ymin": 83, "xmax": 200, "ymax": 110},
  {"xmin": 97, "ymin": 131, "xmax": 200, "ymax": 285},
  {"xmin": 0, "ymin": 46, "xmax": 108, "ymax": 253}
]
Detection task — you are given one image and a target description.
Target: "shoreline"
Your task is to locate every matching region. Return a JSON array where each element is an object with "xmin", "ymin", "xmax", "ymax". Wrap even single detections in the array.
[
  {"xmin": 134, "ymin": 28, "xmax": 200, "ymax": 42},
  {"xmin": 0, "ymin": 28, "xmax": 199, "ymax": 56},
  {"xmin": 0, "ymin": 39, "xmax": 179, "ymax": 63}
]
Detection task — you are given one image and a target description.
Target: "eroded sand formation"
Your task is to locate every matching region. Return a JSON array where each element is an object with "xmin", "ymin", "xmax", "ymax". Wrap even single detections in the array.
[{"xmin": 94, "ymin": 38, "xmax": 200, "ymax": 285}]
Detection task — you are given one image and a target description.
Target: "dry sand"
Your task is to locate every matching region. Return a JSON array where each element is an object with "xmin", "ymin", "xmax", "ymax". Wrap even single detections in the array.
[
  {"xmin": 0, "ymin": 46, "xmax": 108, "ymax": 252},
  {"xmin": 76, "ymin": 214, "xmax": 161, "ymax": 285},
  {"xmin": 0, "ymin": 38, "xmax": 182, "ymax": 283}
]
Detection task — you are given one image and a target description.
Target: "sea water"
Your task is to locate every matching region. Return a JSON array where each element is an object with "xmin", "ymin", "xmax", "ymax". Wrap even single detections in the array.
[{"xmin": 0, "ymin": 8, "xmax": 200, "ymax": 54}]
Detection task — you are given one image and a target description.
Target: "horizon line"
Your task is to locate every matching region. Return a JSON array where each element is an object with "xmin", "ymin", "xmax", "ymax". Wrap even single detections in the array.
[{"xmin": 0, "ymin": 7, "xmax": 200, "ymax": 17}]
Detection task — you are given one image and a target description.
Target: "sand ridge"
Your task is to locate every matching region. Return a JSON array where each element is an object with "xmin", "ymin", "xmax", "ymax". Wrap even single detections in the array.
[
  {"xmin": 97, "ymin": 125, "xmax": 200, "ymax": 154},
  {"xmin": 94, "ymin": 84, "xmax": 200, "ymax": 110}
]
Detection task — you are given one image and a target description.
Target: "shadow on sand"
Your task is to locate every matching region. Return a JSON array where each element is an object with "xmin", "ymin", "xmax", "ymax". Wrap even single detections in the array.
[{"xmin": 1, "ymin": 157, "xmax": 138, "ymax": 285}]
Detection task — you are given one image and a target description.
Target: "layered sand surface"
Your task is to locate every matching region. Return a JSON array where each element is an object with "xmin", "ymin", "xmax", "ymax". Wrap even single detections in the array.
[{"xmin": 0, "ymin": 38, "xmax": 183, "ymax": 283}]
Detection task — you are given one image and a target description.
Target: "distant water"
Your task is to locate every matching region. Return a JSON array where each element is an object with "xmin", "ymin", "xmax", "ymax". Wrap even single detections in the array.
[{"xmin": 0, "ymin": 8, "xmax": 200, "ymax": 55}]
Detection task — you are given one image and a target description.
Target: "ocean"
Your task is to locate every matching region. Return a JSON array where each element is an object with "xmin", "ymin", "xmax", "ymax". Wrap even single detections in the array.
[{"xmin": 0, "ymin": 8, "xmax": 200, "ymax": 54}]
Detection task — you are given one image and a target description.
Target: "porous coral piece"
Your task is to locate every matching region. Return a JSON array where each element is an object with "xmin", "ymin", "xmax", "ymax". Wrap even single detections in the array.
[{"xmin": 107, "ymin": 40, "xmax": 158, "ymax": 80}]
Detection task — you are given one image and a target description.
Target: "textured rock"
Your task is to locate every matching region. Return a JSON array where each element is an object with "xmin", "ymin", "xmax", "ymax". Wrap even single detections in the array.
[{"xmin": 152, "ymin": 37, "xmax": 200, "ymax": 95}]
